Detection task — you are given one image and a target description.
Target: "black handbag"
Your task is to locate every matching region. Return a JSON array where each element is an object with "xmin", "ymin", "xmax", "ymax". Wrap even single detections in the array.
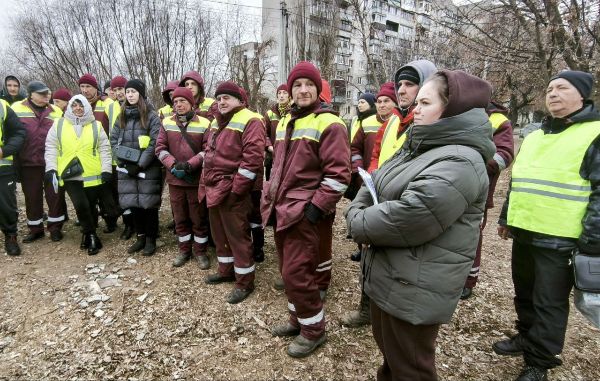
[
  {"xmin": 572, "ymin": 250, "xmax": 600, "ymax": 292},
  {"xmin": 115, "ymin": 145, "xmax": 141, "ymax": 163},
  {"xmin": 115, "ymin": 129, "xmax": 142, "ymax": 163},
  {"xmin": 61, "ymin": 157, "xmax": 84, "ymax": 179}
]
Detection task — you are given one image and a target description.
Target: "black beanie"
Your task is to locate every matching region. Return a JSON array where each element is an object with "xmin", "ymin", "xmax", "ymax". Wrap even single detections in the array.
[
  {"xmin": 125, "ymin": 79, "xmax": 146, "ymax": 99},
  {"xmin": 397, "ymin": 67, "xmax": 420, "ymax": 85},
  {"xmin": 550, "ymin": 70, "xmax": 594, "ymax": 100}
]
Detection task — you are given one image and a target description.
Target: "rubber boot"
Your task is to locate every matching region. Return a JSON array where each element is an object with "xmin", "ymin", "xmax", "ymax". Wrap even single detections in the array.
[
  {"xmin": 87, "ymin": 233, "xmax": 103, "ymax": 255},
  {"xmin": 143, "ymin": 236, "xmax": 156, "ymax": 256},
  {"xmin": 252, "ymin": 226, "xmax": 265, "ymax": 263}
]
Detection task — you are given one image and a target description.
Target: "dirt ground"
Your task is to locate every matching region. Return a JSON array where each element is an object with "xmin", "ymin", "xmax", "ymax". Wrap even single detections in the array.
[{"xmin": 1, "ymin": 162, "xmax": 599, "ymax": 381}]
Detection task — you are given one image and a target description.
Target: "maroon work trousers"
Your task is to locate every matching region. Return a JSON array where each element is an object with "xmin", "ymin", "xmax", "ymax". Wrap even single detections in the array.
[
  {"xmin": 169, "ymin": 184, "xmax": 209, "ymax": 256},
  {"xmin": 20, "ymin": 166, "xmax": 66, "ymax": 234},
  {"xmin": 208, "ymin": 193, "xmax": 255, "ymax": 290},
  {"xmin": 275, "ymin": 217, "xmax": 326, "ymax": 341},
  {"xmin": 316, "ymin": 213, "xmax": 335, "ymax": 291},
  {"xmin": 371, "ymin": 302, "xmax": 440, "ymax": 381}
]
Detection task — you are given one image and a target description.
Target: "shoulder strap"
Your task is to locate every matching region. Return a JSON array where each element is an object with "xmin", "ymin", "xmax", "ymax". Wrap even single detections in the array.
[
  {"xmin": 91, "ymin": 121, "xmax": 100, "ymax": 157},
  {"xmin": 180, "ymin": 123, "xmax": 201, "ymax": 154},
  {"xmin": 56, "ymin": 119, "xmax": 65, "ymax": 156}
]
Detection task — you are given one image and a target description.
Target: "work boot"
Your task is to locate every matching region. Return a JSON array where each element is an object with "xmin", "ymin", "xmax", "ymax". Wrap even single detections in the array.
[
  {"xmin": 172, "ymin": 252, "xmax": 191, "ymax": 267},
  {"xmin": 350, "ymin": 250, "xmax": 361, "ymax": 262},
  {"xmin": 22, "ymin": 231, "xmax": 44, "ymax": 243},
  {"xmin": 5, "ymin": 234, "xmax": 21, "ymax": 256},
  {"xmin": 87, "ymin": 233, "xmax": 103, "ymax": 255},
  {"xmin": 103, "ymin": 218, "xmax": 117, "ymax": 234},
  {"xmin": 127, "ymin": 235, "xmax": 146, "ymax": 253},
  {"xmin": 142, "ymin": 237, "xmax": 156, "ymax": 256},
  {"xmin": 194, "ymin": 254, "xmax": 210, "ymax": 270},
  {"xmin": 50, "ymin": 230, "xmax": 63, "ymax": 242},
  {"xmin": 120, "ymin": 225, "xmax": 134, "ymax": 240},
  {"xmin": 273, "ymin": 277, "xmax": 285, "ymax": 291},
  {"xmin": 226, "ymin": 288, "xmax": 253, "ymax": 304},
  {"xmin": 80, "ymin": 233, "xmax": 90, "ymax": 249},
  {"xmin": 287, "ymin": 334, "xmax": 327, "ymax": 358},
  {"xmin": 515, "ymin": 365, "xmax": 548, "ymax": 381},
  {"xmin": 271, "ymin": 322, "xmax": 301, "ymax": 337},
  {"xmin": 341, "ymin": 294, "xmax": 371, "ymax": 327},
  {"xmin": 205, "ymin": 273, "xmax": 235, "ymax": 285},
  {"xmin": 460, "ymin": 287, "xmax": 473, "ymax": 300},
  {"xmin": 492, "ymin": 335, "xmax": 524, "ymax": 356}
]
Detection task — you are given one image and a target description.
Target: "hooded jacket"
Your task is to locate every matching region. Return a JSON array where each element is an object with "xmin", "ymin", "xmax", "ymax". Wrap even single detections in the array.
[
  {"xmin": 346, "ymin": 70, "xmax": 495, "ymax": 325},
  {"xmin": 499, "ymin": 102, "xmax": 600, "ymax": 254},
  {"xmin": 0, "ymin": 76, "xmax": 26, "ymax": 105},
  {"xmin": 393, "ymin": 60, "xmax": 437, "ymax": 116},
  {"xmin": 179, "ymin": 71, "xmax": 215, "ymax": 120},
  {"xmin": 44, "ymin": 95, "xmax": 112, "ymax": 180},
  {"xmin": 110, "ymin": 104, "xmax": 162, "ymax": 209},
  {"xmin": 0, "ymin": 100, "xmax": 26, "ymax": 177},
  {"xmin": 346, "ymin": 108, "xmax": 495, "ymax": 324}
]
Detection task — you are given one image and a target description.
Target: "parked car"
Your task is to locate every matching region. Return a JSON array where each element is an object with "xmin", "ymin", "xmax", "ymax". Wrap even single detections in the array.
[{"xmin": 519, "ymin": 122, "xmax": 542, "ymax": 138}]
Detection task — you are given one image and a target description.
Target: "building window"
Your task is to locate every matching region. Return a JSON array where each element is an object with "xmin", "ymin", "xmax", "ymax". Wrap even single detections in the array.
[{"xmin": 386, "ymin": 20, "xmax": 399, "ymax": 32}]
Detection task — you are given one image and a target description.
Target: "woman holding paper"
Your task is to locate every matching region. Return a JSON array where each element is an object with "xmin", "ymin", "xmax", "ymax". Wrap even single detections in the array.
[
  {"xmin": 110, "ymin": 79, "xmax": 162, "ymax": 256},
  {"xmin": 45, "ymin": 95, "xmax": 114, "ymax": 255},
  {"xmin": 345, "ymin": 70, "xmax": 495, "ymax": 380}
]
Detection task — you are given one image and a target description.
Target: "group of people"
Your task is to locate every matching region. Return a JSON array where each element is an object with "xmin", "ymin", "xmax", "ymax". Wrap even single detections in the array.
[{"xmin": 0, "ymin": 58, "xmax": 597, "ymax": 381}]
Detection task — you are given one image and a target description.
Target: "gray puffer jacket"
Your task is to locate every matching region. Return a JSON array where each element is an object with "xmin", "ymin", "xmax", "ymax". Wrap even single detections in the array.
[
  {"xmin": 345, "ymin": 108, "xmax": 495, "ymax": 325},
  {"xmin": 110, "ymin": 106, "xmax": 162, "ymax": 209}
]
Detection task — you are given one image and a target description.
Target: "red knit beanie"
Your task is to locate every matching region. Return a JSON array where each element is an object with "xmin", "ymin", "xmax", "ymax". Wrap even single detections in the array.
[
  {"xmin": 78, "ymin": 73, "xmax": 98, "ymax": 88},
  {"xmin": 376, "ymin": 82, "xmax": 397, "ymax": 105},
  {"xmin": 171, "ymin": 87, "xmax": 195, "ymax": 107},
  {"xmin": 53, "ymin": 88, "xmax": 72, "ymax": 102},
  {"xmin": 276, "ymin": 84, "xmax": 288, "ymax": 93},
  {"xmin": 287, "ymin": 61, "xmax": 322, "ymax": 95},
  {"xmin": 110, "ymin": 75, "xmax": 127, "ymax": 89},
  {"xmin": 215, "ymin": 81, "xmax": 243, "ymax": 102}
]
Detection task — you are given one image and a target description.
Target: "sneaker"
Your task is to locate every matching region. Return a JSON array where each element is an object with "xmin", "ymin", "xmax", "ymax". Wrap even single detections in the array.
[
  {"xmin": 271, "ymin": 322, "xmax": 301, "ymax": 337},
  {"xmin": 172, "ymin": 252, "xmax": 191, "ymax": 267},
  {"xmin": 194, "ymin": 255, "xmax": 210, "ymax": 270},
  {"xmin": 287, "ymin": 334, "xmax": 327, "ymax": 358},
  {"xmin": 22, "ymin": 231, "xmax": 44, "ymax": 243},
  {"xmin": 50, "ymin": 230, "xmax": 63, "ymax": 242},
  {"xmin": 226, "ymin": 288, "xmax": 253, "ymax": 304},
  {"xmin": 515, "ymin": 365, "xmax": 548, "ymax": 381},
  {"xmin": 204, "ymin": 273, "xmax": 235, "ymax": 285},
  {"xmin": 492, "ymin": 335, "xmax": 524, "ymax": 356}
]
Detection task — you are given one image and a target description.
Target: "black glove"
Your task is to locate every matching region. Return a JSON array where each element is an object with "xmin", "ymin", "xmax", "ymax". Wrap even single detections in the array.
[
  {"xmin": 101, "ymin": 172, "xmax": 112, "ymax": 184},
  {"xmin": 44, "ymin": 170, "xmax": 57, "ymax": 183},
  {"xmin": 174, "ymin": 161, "xmax": 192, "ymax": 174},
  {"xmin": 304, "ymin": 202, "xmax": 323, "ymax": 224},
  {"xmin": 124, "ymin": 163, "xmax": 141, "ymax": 177}
]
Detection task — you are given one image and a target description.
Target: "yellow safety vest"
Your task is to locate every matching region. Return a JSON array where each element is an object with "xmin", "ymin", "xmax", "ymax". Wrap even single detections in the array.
[
  {"xmin": 159, "ymin": 105, "xmax": 173, "ymax": 120},
  {"xmin": 107, "ymin": 101, "xmax": 121, "ymax": 130},
  {"xmin": 11, "ymin": 102, "xmax": 62, "ymax": 122},
  {"xmin": 54, "ymin": 118, "xmax": 104, "ymax": 187},
  {"xmin": 489, "ymin": 112, "xmax": 509, "ymax": 131},
  {"xmin": 199, "ymin": 97, "xmax": 214, "ymax": 112},
  {"xmin": 267, "ymin": 109, "xmax": 280, "ymax": 123},
  {"xmin": 276, "ymin": 111, "xmax": 346, "ymax": 143},
  {"xmin": 208, "ymin": 108, "xmax": 262, "ymax": 133},
  {"xmin": 378, "ymin": 115, "xmax": 406, "ymax": 167},
  {"xmin": 507, "ymin": 121, "xmax": 600, "ymax": 238},
  {"xmin": 163, "ymin": 115, "xmax": 210, "ymax": 135},
  {"xmin": 0, "ymin": 99, "xmax": 13, "ymax": 166},
  {"xmin": 93, "ymin": 98, "xmax": 113, "ymax": 117}
]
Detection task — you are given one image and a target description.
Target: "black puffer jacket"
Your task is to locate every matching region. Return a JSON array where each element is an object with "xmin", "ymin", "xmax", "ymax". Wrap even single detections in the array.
[
  {"xmin": 110, "ymin": 106, "xmax": 162, "ymax": 209},
  {"xmin": 499, "ymin": 102, "xmax": 600, "ymax": 254}
]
